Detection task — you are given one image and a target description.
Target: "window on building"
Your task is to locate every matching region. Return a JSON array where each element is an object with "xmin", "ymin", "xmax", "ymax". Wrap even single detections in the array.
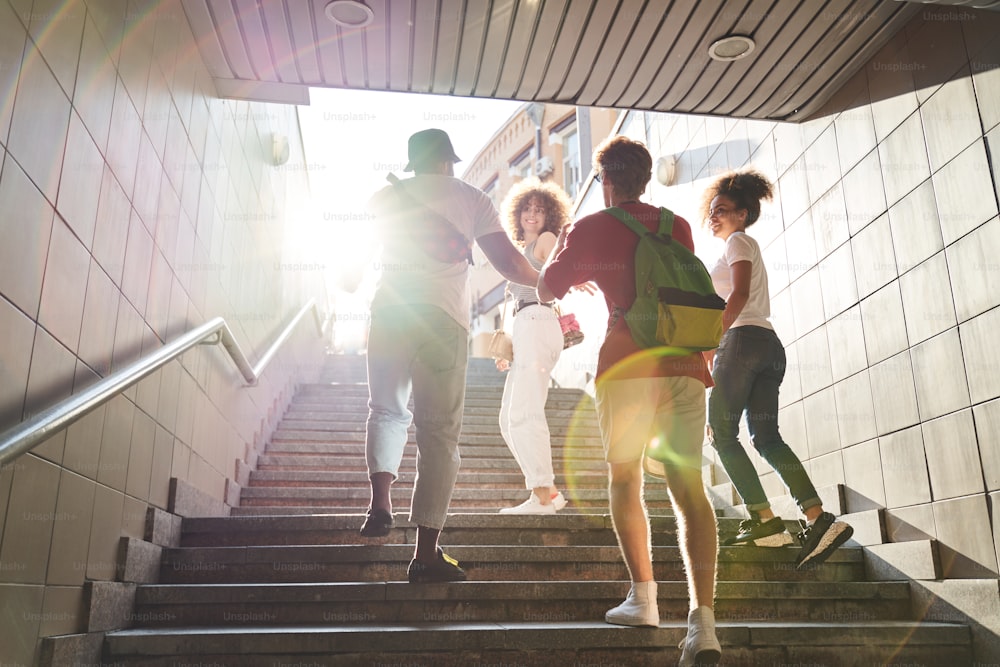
[
  {"xmin": 561, "ymin": 128, "xmax": 581, "ymax": 199},
  {"xmin": 483, "ymin": 176, "xmax": 499, "ymax": 210}
]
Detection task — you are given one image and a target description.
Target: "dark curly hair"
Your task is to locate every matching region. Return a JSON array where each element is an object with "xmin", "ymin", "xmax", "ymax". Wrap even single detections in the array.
[
  {"xmin": 501, "ymin": 178, "xmax": 573, "ymax": 246},
  {"xmin": 592, "ymin": 135, "xmax": 652, "ymax": 201},
  {"xmin": 700, "ymin": 169, "xmax": 774, "ymax": 227}
]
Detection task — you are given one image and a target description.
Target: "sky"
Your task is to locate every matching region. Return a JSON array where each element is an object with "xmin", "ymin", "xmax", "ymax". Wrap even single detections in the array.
[{"xmin": 298, "ymin": 88, "xmax": 524, "ymax": 348}]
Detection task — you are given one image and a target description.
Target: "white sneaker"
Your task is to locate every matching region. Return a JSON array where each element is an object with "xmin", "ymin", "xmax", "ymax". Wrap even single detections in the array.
[
  {"xmin": 499, "ymin": 495, "xmax": 556, "ymax": 515},
  {"xmin": 551, "ymin": 491, "xmax": 567, "ymax": 511},
  {"xmin": 605, "ymin": 580, "xmax": 659, "ymax": 627},
  {"xmin": 678, "ymin": 606, "xmax": 721, "ymax": 666}
]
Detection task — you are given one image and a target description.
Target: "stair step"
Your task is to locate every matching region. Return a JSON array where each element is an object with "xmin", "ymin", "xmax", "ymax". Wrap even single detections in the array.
[
  {"xmin": 131, "ymin": 579, "xmax": 913, "ymax": 626},
  {"xmin": 158, "ymin": 544, "xmax": 865, "ymax": 584},
  {"xmin": 103, "ymin": 621, "xmax": 972, "ymax": 666},
  {"xmin": 182, "ymin": 514, "xmax": 774, "ymax": 547}
]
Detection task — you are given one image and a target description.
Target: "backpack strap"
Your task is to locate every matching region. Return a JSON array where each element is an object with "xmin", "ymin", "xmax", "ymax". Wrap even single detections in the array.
[{"xmin": 605, "ymin": 206, "xmax": 675, "ymax": 238}]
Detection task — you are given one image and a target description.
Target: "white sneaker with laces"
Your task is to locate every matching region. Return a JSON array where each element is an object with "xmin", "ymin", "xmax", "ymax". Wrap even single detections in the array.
[
  {"xmin": 678, "ymin": 606, "xmax": 721, "ymax": 666},
  {"xmin": 499, "ymin": 495, "xmax": 556, "ymax": 514},
  {"xmin": 605, "ymin": 580, "xmax": 659, "ymax": 627},
  {"xmin": 551, "ymin": 491, "xmax": 567, "ymax": 511}
]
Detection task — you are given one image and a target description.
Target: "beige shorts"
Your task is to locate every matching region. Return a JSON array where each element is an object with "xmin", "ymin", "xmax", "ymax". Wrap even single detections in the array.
[{"xmin": 595, "ymin": 376, "xmax": 707, "ymax": 471}]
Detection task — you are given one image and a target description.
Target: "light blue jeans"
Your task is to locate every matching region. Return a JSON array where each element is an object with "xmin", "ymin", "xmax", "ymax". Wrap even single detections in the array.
[{"xmin": 365, "ymin": 305, "xmax": 468, "ymax": 530}]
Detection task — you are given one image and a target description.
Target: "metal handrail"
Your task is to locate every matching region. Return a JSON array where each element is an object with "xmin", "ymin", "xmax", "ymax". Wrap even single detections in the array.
[{"xmin": 0, "ymin": 299, "xmax": 326, "ymax": 467}]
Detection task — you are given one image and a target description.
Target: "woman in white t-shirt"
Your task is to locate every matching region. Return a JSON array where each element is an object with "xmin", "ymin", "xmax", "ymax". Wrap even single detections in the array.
[{"xmin": 703, "ymin": 170, "xmax": 852, "ymax": 568}]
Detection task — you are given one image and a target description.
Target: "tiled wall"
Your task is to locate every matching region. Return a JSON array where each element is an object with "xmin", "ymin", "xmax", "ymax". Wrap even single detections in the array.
[
  {"xmin": 0, "ymin": 1, "xmax": 325, "ymax": 663},
  {"xmin": 594, "ymin": 6, "xmax": 1000, "ymax": 581}
]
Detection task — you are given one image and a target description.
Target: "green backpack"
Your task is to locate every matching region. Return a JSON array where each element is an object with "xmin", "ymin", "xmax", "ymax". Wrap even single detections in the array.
[{"xmin": 606, "ymin": 206, "xmax": 726, "ymax": 352}]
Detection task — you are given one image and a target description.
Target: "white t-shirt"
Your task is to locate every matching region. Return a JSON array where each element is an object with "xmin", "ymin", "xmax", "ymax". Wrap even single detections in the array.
[
  {"xmin": 709, "ymin": 231, "xmax": 773, "ymax": 330},
  {"xmin": 367, "ymin": 174, "xmax": 504, "ymax": 330}
]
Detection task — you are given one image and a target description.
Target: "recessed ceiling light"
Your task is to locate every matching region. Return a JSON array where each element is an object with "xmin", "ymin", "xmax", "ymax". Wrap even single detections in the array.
[
  {"xmin": 707, "ymin": 35, "xmax": 755, "ymax": 62},
  {"xmin": 325, "ymin": 1, "xmax": 374, "ymax": 28}
]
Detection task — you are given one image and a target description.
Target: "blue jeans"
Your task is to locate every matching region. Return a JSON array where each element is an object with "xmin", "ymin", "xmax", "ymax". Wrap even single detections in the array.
[
  {"xmin": 365, "ymin": 305, "xmax": 468, "ymax": 530},
  {"xmin": 708, "ymin": 325, "xmax": 820, "ymax": 514}
]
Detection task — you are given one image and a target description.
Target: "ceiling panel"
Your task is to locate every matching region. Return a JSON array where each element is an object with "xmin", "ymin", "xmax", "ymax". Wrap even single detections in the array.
[{"xmin": 180, "ymin": 0, "xmax": 939, "ymax": 122}]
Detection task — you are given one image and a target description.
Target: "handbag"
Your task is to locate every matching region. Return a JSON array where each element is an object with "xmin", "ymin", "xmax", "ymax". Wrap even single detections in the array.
[
  {"xmin": 555, "ymin": 306, "xmax": 585, "ymax": 349},
  {"xmin": 488, "ymin": 291, "xmax": 514, "ymax": 362}
]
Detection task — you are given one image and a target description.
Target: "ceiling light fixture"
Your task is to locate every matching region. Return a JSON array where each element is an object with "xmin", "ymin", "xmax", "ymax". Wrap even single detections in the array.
[
  {"xmin": 324, "ymin": 1, "xmax": 375, "ymax": 28},
  {"xmin": 707, "ymin": 35, "xmax": 755, "ymax": 62}
]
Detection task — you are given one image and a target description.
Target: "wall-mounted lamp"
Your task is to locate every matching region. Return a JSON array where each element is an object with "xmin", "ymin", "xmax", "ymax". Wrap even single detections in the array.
[
  {"xmin": 655, "ymin": 156, "xmax": 677, "ymax": 186},
  {"xmin": 272, "ymin": 133, "xmax": 290, "ymax": 166},
  {"xmin": 707, "ymin": 35, "xmax": 755, "ymax": 62},
  {"xmin": 324, "ymin": 1, "xmax": 375, "ymax": 28}
]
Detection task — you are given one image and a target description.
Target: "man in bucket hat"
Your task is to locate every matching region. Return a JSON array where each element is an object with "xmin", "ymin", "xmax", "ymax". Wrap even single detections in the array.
[{"xmin": 349, "ymin": 128, "xmax": 539, "ymax": 583}]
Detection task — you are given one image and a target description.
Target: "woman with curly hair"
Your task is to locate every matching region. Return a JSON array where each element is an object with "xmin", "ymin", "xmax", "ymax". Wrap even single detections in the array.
[
  {"xmin": 702, "ymin": 169, "xmax": 853, "ymax": 567},
  {"xmin": 496, "ymin": 178, "xmax": 573, "ymax": 514}
]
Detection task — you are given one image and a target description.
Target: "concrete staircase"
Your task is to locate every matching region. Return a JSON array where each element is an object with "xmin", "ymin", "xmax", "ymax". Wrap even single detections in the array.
[{"xmin": 101, "ymin": 354, "xmax": 972, "ymax": 665}]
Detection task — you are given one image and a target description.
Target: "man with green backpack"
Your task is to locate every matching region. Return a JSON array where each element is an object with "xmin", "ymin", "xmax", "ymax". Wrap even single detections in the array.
[{"xmin": 538, "ymin": 135, "xmax": 722, "ymax": 667}]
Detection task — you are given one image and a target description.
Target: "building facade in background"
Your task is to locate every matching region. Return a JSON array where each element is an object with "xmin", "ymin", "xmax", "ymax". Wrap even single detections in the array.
[{"xmin": 461, "ymin": 103, "xmax": 618, "ymax": 353}]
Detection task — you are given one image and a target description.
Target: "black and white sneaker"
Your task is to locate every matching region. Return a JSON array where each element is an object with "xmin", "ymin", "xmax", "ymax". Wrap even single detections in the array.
[
  {"xmin": 724, "ymin": 516, "xmax": 794, "ymax": 547},
  {"xmin": 795, "ymin": 512, "xmax": 854, "ymax": 568}
]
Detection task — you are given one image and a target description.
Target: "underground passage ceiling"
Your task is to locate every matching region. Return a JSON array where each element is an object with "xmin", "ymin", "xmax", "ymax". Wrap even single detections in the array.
[{"xmin": 179, "ymin": 0, "xmax": 986, "ymax": 121}]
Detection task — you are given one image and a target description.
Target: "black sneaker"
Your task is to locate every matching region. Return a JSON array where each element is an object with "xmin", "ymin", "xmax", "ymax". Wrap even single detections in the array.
[
  {"xmin": 795, "ymin": 512, "xmax": 854, "ymax": 568},
  {"xmin": 359, "ymin": 507, "xmax": 393, "ymax": 537},
  {"xmin": 407, "ymin": 547, "xmax": 467, "ymax": 583},
  {"xmin": 724, "ymin": 516, "xmax": 794, "ymax": 547}
]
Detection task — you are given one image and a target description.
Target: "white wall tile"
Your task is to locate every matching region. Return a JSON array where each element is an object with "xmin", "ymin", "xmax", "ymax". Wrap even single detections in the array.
[
  {"xmin": 910, "ymin": 328, "xmax": 970, "ymax": 421},
  {"xmin": 932, "ymin": 495, "xmax": 999, "ymax": 577},
  {"xmin": 922, "ymin": 409, "xmax": 984, "ymax": 501},
  {"xmin": 973, "ymin": 398, "xmax": 1000, "ymax": 491},
  {"xmin": 933, "ymin": 140, "xmax": 997, "ymax": 245},
  {"xmin": 92, "ymin": 166, "xmax": 130, "ymax": 285},
  {"xmin": 0, "ymin": 295, "xmax": 35, "ymax": 428},
  {"xmin": 121, "ymin": 212, "xmax": 154, "ymax": 317},
  {"xmin": 780, "ymin": 338, "xmax": 803, "ymax": 406},
  {"xmin": 835, "ymin": 102, "xmax": 877, "ymax": 176},
  {"xmin": 818, "ymin": 241, "xmax": 859, "ymax": 320},
  {"xmin": 851, "ymin": 213, "xmax": 897, "ymax": 298},
  {"xmin": 888, "ymin": 180, "xmax": 944, "ymax": 274},
  {"xmin": 778, "ymin": 156, "xmax": 812, "ymax": 226},
  {"xmin": 833, "ymin": 370, "xmax": 878, "ymax": 446},
  {"xmin": 827, "ymin": 306, "xmax": 867, "ymax": 382},
  {"xmin": 803, "ymin": 387, "xmax": 841, "ymax": 457},
  {"xmin": 57, "ymin": 111, "xmax": 104, "ymax": 250},
  {"xmin": 783, "ymin": 210, "xmax": 817, "ymax": 283},
  {"xmin": 803, "ymin": 124, "xmax": 841, "ymax": 202},
  {"xmin": 841, "ymin": 149, "xmax": 887, "ymax": 236},
  {"xmin": 0, "ymin": 154, "xmax": 55, "ymax": 318},
  {"xmin": 899, "ymin": 252, "xmax": 957, "ymax": 345},
  {"xmin": 921, "ymin": 71, "xmax": 982, "ymax": 174},
  {"xmin": 959, "ymin": 305, "xmax": 1000, "ymax": 404},
  {"xmin": 843, "ymin": 438, "xmax": 885, "ymax": 511},
  {"xmin": 38, "ymin": 220, "xmax": 90, "ymax": 353},
  {"xmin": 7, "ymin": 41, "xmax": 71, "ymax": 204},
  {"xmin": 973, "ymin": 62, "xmax": 1000, "ymax": 133},
  {"xmin": 73, "ymin": 15, "xmax": 116, "ymax": 154},
  {"xmin": 879, "ymin": 426, "xmax": 931, "ymax": 507},
  {"xmin": 0, "ymin": 2, "xmax": 27, "ymax": 146},
  {"xmin": 878, "ymin": 111, "xmax": 930, "ymax": 207},
  {"xmin": 796, "ymin": 325, "xmax": 833, "ymax": 397},
  {"xmin": 107, "ymin": 77, "xmax": 143, "ymax": 199},
  {"xmin": 945, "ymin": 216, "xmax": 1000, "ymax": 322},
  {"xmin": 790, "ymin": 267, "xmax": 825, "ymax": 337},
  {"xmin": 867, "ymin": 41, "xmax": 919, "ymax": 144},
  {"xmin": 861, "ymin": 282, "xmax": 908, "ymax": 364},
  {"xmin": 28, "ymin": 0, "xmax": 85, "ymax": 99},
  {"xmin": 812, "ymin": 182, "xmax": 850, "ymax": 261},
  {"xmin": 78, "ymin": 259, "xmax": 119, "ymax": 377},
  {"xmin": 870, "ymin": 351, "xmax": 920, "ymax": 435}
]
